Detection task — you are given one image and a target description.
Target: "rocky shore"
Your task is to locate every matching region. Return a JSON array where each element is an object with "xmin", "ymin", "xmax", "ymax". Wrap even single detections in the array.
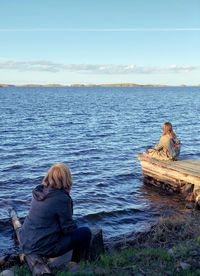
[{"xmin": 1, "ymin": 210, "xmax": 200, "ymax": 275}]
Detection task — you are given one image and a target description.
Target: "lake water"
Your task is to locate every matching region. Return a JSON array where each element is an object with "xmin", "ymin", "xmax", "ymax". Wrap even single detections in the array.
[{"xmin": 0, "ymin": 86, "xmax": 200, "ymax": 255}]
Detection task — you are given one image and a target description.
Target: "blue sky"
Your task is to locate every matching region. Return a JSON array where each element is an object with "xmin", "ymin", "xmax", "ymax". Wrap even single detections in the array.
[{"xmin": 0, "ymin": 0, "xmax": 200, "ymax": 85}]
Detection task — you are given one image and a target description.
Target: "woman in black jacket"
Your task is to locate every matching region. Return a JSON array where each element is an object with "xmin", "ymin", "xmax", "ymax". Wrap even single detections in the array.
[{"xmin": 20, "ymin": 163, "xmax": 91, "ymax": 262}]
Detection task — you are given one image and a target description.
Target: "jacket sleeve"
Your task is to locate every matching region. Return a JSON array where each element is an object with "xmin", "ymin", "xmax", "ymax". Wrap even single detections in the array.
[
  {"xmin": 154, "ymin": 143, "xmax": 163, "ymax": 151},
  {"xmin": 56, "ymin": 194, "xmax": 77, "ymax": 235},
  {"xmin": 154, "ymin": 137, "xmax": 163, "ymax": 151}
]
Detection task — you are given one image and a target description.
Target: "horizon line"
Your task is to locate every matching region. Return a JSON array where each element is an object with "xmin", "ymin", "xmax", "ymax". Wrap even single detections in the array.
[
  {"xmin": 0, "ymin": 28, "xmax": 200, "ymax": 32},
  {"xmin": 1, "ymin": 83, "xmax": 199, "ymax": 87}
]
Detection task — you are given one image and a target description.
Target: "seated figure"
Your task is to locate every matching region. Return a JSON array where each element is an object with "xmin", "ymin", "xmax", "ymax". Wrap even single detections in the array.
[
  {"xmin": 143, "ymin": 122, "xmax": 181, "ymax": 161},
  {"xmin": 20, "ymin": 163, "xmax": 92, "ymax": 262}
]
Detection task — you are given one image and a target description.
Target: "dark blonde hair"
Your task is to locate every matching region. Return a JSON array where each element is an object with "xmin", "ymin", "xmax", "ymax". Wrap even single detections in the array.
[
  {"xmin": 42, "ymin": 163, "xmax": 72, "ymax": 191},
  {"xmin": 162, "ymin": 122, "xmax": 175, "ymax": 137}
]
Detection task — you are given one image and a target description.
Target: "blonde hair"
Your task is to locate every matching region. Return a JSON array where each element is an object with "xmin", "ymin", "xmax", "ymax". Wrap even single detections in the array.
[
  {"xmin": 42, "ymin": 163, "xmax": 72, "ymax": 191},
  {"xmin": 162, "ymin": 122, "xmax": 175, "ymax": 138}
]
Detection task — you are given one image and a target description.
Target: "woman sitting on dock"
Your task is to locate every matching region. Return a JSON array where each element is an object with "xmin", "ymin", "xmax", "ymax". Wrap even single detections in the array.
[
  {"xmin": 19, "ymin": 163, "xmax": 91, "ymax": 262},
  {"xmin": 143, "ymin": 122, "xmax": 181, "ymax": 161}
]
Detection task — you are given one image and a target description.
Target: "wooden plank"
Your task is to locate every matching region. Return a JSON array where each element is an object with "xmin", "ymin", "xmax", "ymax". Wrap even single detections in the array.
[
  {"xmin": 164, "ymin": 161, "xmax": 200, "ymax": 176},
  {"xmin": 10, "ymin": 208, "xmax": 52, "ymax": 276},
  {"xmin": 179, "ymin": 160, "xmax": 200, "ymax": 171},
  {"xmin": 172, "ymin": 160, "xmax": 200, "ymax": 170},
  {"xmin": 140, "ymin": 160, "xmax": 197, "ymax": 178},
  {"xmin": 161, "ymin": 162, "xmax": 198, "ymax": 173},
  {"xmin": 137, "ymin": 155, "xmax": 200, "ymax": 178},
  {"xmin": 140, "ymin": 160, "xmax": 193, "ymax": 181},
  {"xmin": 140, "ymin": 160, "xmax": 200, "ymax": 187},
  {"xmin": 183, "ymin": 160, "xmax": 200, "ymax": 165},
  {"xmin": 164, "ymin": 162, "xmax": 200, "ymax": 177},
  {"xmin": 142, "ymin": 169, "xmax": 181, "ymax": 189}
]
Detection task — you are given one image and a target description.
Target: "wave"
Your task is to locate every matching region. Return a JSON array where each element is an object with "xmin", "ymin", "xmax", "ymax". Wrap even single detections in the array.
[
  {"xmin": 79, "ymin": 207, "xmax": 144, "ymax": 222},
  {"xmin": 1, "ymin": 164, "xmax": 24, "ymax": 172},
  {"xmin": 0, "ymin": 176, "xmax": 42, "ymax": 187}
]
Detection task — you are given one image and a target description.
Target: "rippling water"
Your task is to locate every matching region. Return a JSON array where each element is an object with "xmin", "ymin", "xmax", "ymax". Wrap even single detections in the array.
[{"xmin": 0, "ymin": 86, "xmax": 200, "ymax": 255}]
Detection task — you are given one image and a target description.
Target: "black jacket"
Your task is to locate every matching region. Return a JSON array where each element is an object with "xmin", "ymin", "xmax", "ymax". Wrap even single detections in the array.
[{"xmin": 20, "ymin": 185, "xmax": 77, "ymax": 255}]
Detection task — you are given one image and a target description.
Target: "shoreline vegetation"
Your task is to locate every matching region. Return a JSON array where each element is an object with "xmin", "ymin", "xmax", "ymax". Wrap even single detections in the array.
[
  {"xmin": 2, "ymin": 210, "xmax": 200, "ymax": 275},
  {"xmin": 0, "ymin": 83, "xmax": 200, "ymax": 88}
]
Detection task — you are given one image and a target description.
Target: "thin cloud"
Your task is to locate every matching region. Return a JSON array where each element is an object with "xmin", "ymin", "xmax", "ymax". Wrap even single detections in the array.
[
  {"xmin": 0, "ymin": 28, "xmax": 200, "ymax": 32},
  {"xmin": 0, "ymin": 60, "xmax": 198, "ymax": 74},
  {"xmin": 0, "ymin": 60, "xmax": 63, "ymax": 72}
]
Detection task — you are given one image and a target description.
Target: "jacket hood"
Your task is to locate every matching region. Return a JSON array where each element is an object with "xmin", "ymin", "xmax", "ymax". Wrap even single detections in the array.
[
  {"xmin": 32, "ymin": 185, "xmax": 70, "ymax": 201},
  {"xmin": 32, "ymin": 185, "xmax": 53, "ymax": 201}
]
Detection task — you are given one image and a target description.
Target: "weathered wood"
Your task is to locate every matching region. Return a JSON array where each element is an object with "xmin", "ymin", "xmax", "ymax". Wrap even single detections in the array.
[
  {"xmin": 165, "ymin": 161, "xmax": 200, "ymax": 176},
  {"xmin": 89, "ymin": 228, "xmax": 105, "ymax": 261},
  {"xmin": 137, "ymin": 155, "xmax": 200, "ymax": 185},
  {"xmin": 137, "ymin": 155, "xmax": 200, "ymax": 178},
  {"xmin": 9, "ymin": 208, "xmax": 52, "ymax": 276},
  {"xmin": 137, "ymin": 154, "xmax": 200, "ymax": 208},
  {"xmin": 143, "ymin": 174, "xmax": 181, "ymax": 192},
  {"xmin": 141, "ymin": 161, "xmax": 200, "ymax": 185}
]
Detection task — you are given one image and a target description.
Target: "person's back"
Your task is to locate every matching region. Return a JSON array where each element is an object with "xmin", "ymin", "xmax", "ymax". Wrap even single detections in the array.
[
  {"xmin": 20, "ymin": 185, "xmax": 76, "ymax": 255},
  {"xmin": 144, "ymin": 122, "xmax": 181, "ymax": 161},
  {"xmin": 170, "ymin": 133, "xmax": 181, "ymax": 159},
  {"xmin": 20, "ymin": 163, "xmax": 91, "ymax": 262}
]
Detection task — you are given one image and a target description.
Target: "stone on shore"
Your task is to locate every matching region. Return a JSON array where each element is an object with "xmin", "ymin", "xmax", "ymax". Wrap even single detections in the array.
[{"xmin": 0, "ymin": 269, "xmax": 14, "ymax": 276}]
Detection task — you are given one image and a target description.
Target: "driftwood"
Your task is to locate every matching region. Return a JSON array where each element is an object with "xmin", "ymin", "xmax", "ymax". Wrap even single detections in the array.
[
  {"xmin": 89, "ymin": 228, "xmax": 105, "ymax": 261},
  {"xmin": 9, "ymin": 208, "xmax": 52, "ymax": 276}
]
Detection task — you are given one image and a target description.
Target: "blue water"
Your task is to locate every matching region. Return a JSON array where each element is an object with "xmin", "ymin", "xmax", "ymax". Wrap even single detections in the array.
[{"xmin": 0, "ymin": 86, "xmax": 200, "ymax": 255}]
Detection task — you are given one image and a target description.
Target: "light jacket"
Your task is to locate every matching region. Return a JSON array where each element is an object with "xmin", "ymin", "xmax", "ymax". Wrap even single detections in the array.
[{"xmin": 148, "ymin": 134, "xmax": 181, "ymax": 160}]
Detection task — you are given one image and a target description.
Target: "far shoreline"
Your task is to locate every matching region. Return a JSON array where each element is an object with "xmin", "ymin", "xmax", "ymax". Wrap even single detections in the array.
[{"xmin": 0, "ymin": 83, "xmax": 200, "ymax": 88}]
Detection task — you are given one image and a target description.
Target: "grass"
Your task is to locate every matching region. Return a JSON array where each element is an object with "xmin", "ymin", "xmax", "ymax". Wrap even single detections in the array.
[{"xmin": 5, "ymin": 211, "xmax": 200, "ymax": 275}]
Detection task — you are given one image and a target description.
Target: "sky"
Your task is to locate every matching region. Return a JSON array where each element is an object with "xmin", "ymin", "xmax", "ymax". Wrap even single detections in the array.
[{"xmin": 0, "ymin": 0, "xmax": 200, "ymax": 85}]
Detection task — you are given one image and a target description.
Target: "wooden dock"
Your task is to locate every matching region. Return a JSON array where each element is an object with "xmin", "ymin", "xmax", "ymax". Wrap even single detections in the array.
[{"xmin": 137, "ymin": 154, "xmax": 200, "ymax": 207}]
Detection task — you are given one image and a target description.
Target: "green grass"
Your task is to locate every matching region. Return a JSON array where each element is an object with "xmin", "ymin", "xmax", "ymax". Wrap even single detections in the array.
[
  {"xmin": 12, "ymin": 245, "xmax": 200, "ymax": 276},
  {"xmin": 13, "ymin": 264, "xmax": 30, "ymax": 275}
]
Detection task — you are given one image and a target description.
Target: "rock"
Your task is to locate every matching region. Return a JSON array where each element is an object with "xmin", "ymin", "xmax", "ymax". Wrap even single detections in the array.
[
  {"xmin": 185, "ymin": 202, "xmax": 195, "ymax": 209},
  {"xmin": 179, "ymin": 262, "xmax": 191, "ymax": 270},
  {"xmin": 190, "ymin": 250, "xmax": 199, "ymax": 257},
  {"xmin": 67, "ymin": 262, "xmax": 94, "ymax": 275},
  {"xmin": 67, "ymin": 261, "xmax": 80, "ymax": 273},
  {"xmin": 0, "ymin": 255, "xmax": 20, "ymax": 269},
  {"xmin": 48, "ymin": 250, "xmax": 72, "ymax": 268},
  {"xmin": 168, "ymin": 189, "xmax": 174, "ymax": 194},
  {"xmin": 77, "ymin": 268, "xmax": 94, "ymax": 274},
  {"xmin": 167, "ymin": 248, "xmax": 174, "ymax": 255},
  {"xmin": 94, "ymin": 267, "xmax": 107, "ymax": 274},
  {"xmin": 0, "ymin": 269, "xmax": 14, "ymax": 276},
  {"xmin": 0, "ymin": 256, "xmax": 7, "ymax": 266}
]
